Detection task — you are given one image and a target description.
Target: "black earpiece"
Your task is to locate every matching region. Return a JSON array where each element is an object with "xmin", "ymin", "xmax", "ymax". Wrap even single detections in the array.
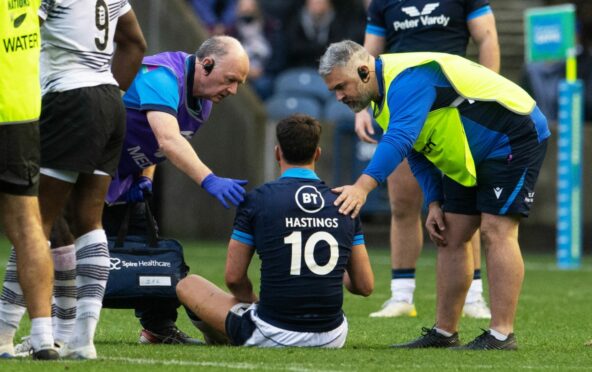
[
  {"xmin": 202, "ymin": 59, "xmax": 215, "ymax": 75},
  {"xmin": 357, "ymin": 66, "xmax": 370, "ymax": 82}
]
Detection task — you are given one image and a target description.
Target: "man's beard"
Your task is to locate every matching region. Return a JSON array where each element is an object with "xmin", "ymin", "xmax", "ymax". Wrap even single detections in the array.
[{"xmin": 347, "ymin": 88, "xmax": 372, "ymax": 112}]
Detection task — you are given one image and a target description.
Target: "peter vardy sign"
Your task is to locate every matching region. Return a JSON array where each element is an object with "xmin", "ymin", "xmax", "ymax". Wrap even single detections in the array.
[{"xmin": 525, "ymin": 4, "xmax": 575, "ymax": 62}]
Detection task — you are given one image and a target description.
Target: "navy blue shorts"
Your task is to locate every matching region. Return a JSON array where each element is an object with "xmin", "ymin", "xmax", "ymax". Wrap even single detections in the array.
[
  {"xmin": 225, "ymin": 305, "xmax": 256, "ymax": 346},
  {"xmin": 442, "ymin": 139, "xmax": 548, "ymax": 217}
]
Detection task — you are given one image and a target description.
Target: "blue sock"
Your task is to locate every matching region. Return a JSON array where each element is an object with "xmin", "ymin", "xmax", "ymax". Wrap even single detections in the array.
[{"xmin": 392, "ymin": 268, "xmax": 416, "ymax": 280}]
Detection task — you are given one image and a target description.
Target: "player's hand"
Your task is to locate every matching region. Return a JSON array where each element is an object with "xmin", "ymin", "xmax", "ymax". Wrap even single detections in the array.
[
  {"xmin": 202, "ymin": 173, "xmax": 248, "ymax": 208},
  {"xmin": 126, "ymin": 176, "xmax": 153, "ymax": 203},
  {"xmin": 331, "ymin": 184, "xmax": 368, "ymax": 218},
  {"xmin": 354, "ymin": 109, "xmax": 377, "ymax": 144},
  {"xmin": 426, "ymin": 202, "xmax": 447, "ymax": 246}
]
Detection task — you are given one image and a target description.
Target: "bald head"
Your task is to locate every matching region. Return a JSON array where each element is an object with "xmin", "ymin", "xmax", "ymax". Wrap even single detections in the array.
[
  {"xmin": 196, "ymin": 35, "xmax": 247, "ymax": 62},
  {"xmin": 194, "ymin": 36, "xmax": 250, "ymax": 102}
]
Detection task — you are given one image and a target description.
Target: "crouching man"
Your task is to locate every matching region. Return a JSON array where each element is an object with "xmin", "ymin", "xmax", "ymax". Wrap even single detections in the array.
[{"xmin": 177, "ymin": 114, "xmax": 374, "ymax": 347}]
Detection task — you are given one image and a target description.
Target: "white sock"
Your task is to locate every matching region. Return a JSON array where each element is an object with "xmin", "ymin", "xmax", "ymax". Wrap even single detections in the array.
[
  {"xmin": 391, "ymin": 279, "xmax": 416, "ymax": 304},
  {"xmin": 68, "ymin": 299, "xmax": 102, "ymax": 349},
  {"xmin": 465, "ymin": 278, "xmax": 484, "ymax": 304},
  {"xmin": 0, "ymin": 248, "xmax": 27, "ymax": 344},
  {"xmin": 434, "ymin": 327, "xmax": 453, "ymax": 337},
  {"xmin": 51, "ymin": 245, "xmax": 77, "ymax": 344},
  {"xmin": 30, "ymin": 317, "xmax": 55, "ymax": 351},
  {"xmin": 489, "ymin": 328, "xmax": 508, "ymax": 341},
  {"xmin": 0, "ymin": 319, "xmax": 16, "ymax": 347},
  {"xmin": 68, "ymin": 229, "xmax": 109, "ymax": 349}
]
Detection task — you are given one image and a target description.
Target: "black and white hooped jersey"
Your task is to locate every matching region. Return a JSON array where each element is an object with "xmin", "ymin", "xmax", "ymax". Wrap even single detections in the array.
[
  {"xmin": 38, "ymin": 0, "xmax": 131, "ymax": 94},
  {"xmin": 231, "ymin": 169, "xmax": 365, "ymax": 333}
]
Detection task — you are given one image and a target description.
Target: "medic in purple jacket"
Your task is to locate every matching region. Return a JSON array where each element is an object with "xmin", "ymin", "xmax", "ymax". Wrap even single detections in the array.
[{"xmin": 106, "ymin": 37, "xmax": 250, "ymax": 208}]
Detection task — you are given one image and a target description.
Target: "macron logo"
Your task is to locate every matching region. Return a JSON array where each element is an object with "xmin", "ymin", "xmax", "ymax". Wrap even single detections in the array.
[
  {"xmin": 401, "ymin": 3, "xmax": 440, "ymax": 17},
  {"xmin": 524, "ymin": 192, "xmax": 535, "ymax": 203},
  {"xmin": 493, "ymin": 187, "xmax": 503, "ymax": 199}
]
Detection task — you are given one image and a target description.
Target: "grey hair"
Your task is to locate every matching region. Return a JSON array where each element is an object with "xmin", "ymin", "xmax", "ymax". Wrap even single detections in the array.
[
  {"xmin": 318, "ymin": 40, "xmax": 367, "ymax": 77},
  {"xmin": 196, "ymin": 35, "xmax": 240, "ymax": 60}
]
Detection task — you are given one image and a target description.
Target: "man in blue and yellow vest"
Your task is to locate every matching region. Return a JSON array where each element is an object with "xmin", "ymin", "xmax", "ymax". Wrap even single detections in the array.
[
  {"xmin": 0, "ymin": 0, "xmax": 58, "ymax": 360},
  {"xmin": 319, "ymin": 40, "xmax": 549, "ymax": 350}
]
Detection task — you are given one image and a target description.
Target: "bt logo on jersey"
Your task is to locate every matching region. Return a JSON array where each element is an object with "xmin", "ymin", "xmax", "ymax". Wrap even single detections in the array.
[
  {"xmin": 295, "ymin": 185, "xmax": 325, "ymax": 214},
  {"xmin": 303, "ymin": 193, "xmax": 319, "ymax": 204}
]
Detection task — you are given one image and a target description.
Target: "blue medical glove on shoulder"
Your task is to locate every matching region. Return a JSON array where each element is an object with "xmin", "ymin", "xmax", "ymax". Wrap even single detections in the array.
[
  {"xmin": 201, "ymin": 173, "xmax": 248, "ymax": 208},
  {"xmin": 126, "ymin": 176, "xmax": 153, "ymax": 203}
]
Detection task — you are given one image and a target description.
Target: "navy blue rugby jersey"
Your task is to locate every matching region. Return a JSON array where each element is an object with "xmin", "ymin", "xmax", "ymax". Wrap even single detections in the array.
[
  {"xmin": 366, "ymin": 0, "xmax": 491, "ymax": 55},
  {"xmin": 231, "ymin": 168, "xmax": 365, "ymax": 333}
]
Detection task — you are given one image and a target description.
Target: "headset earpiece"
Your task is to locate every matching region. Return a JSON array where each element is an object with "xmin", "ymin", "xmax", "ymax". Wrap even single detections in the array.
[
  {"xmin": 357, "ymin": 66, "xmax": 370, "ymax": 82},
  {"xmin": 202, "ymin": 59, "xmax": 215, "ymax": 75}
]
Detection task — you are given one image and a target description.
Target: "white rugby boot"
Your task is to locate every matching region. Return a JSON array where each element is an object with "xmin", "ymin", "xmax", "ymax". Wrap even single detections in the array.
[{"xmin": 369, "ymin": 298, "xmax": 417, "ymax": 318}]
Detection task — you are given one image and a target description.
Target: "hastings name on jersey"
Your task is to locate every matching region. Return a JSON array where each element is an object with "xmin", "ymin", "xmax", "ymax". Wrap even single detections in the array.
[
  {"xmin": 285, "ymin": 217, "xmax": 339, "ymax": 229},
  {"xmin": 394, "ymin": 2, "xmax": 450, "ymax": 31}
]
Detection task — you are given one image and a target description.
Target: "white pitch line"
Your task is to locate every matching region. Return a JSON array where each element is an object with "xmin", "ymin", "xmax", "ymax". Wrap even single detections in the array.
[
  {"xmin": 104, "ymin": 356, "xmax": 344, "ymax": 372},
  {"xmin": 104, "ymin": 357, "xmax": 591, "ymax": 371}
]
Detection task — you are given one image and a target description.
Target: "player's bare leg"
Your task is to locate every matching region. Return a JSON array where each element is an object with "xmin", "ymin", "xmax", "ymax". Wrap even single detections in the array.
[
  {"xmin": 480, "ymin": 213, "xmax": 522, "ymax": 336},
  {"xmin": 40, "ymin": 173, "xmax": 111, "ymax": 359},
  {"xmin": 434, "ymin": 213, "xmax": 479, "ymax": 333},
  {"xmin": 177, "ymin": 275, "xmax": 238, "ymax": 344},
  {"xmin": 462, "ymin": 229, "xmax": 491, "ymax": 319},
  {"xmin": 370, "ymin": 160, "xmax": 421, "ymax": 318},
  {"xmin": 0, "ymin": 194, "xmax": 56, "ymax": 358},
  {"xmin": 391, "ymin": 212, "xmax": 479, "ymax": 349}
]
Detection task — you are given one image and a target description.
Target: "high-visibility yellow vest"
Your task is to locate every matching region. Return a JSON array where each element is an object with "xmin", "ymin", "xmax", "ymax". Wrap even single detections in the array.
[
  {"xmin": 0, "ymin": 0, "xmax": 41, "ymax": 125},
  {"xmin": 371, "ymin": 52, "xmax": 535, "ymax": 187}
]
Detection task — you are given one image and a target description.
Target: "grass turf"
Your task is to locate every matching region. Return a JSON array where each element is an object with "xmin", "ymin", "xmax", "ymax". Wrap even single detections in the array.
[{"xmin": 0, "ymin": 237, "xmax": 591, "ymax": 371}]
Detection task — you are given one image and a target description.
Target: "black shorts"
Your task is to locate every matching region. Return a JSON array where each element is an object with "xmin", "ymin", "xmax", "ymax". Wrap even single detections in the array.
[
  {"xmin": 0, "ymin": 122, "xmax": 40, "ymax": 196},
  {"xmin": 442, "ymin": 140, "xmax": 548, "ymax": 217},
  {"xmin": 40, "ymin": 85, "xmax": 125, "ymax": 177}
]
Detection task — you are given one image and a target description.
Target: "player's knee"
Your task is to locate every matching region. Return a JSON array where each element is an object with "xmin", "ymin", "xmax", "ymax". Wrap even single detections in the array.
[
  {"xmin": 390, "ymin": 200, "xmax": 421, "ymax": 221},
  {"xmin": 176, "ymin": 274, "xmax": 201, "ymax": 302},
  {"xmin": 479, "ymin": 225, "xmax": 506, "ymax": 249},
  {"xmin": 14, "ymin": 225, "xmax": 47, "ymax": 248}
]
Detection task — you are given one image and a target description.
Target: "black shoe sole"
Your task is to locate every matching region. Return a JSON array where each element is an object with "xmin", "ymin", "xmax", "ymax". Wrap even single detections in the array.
[
  {"xmin": 32, "ymin": 349, "xmax": 60, "ymax": 360},
  {"xmin": 391, "ymin": 342, "xmax": 461, "ymax": 349},
  {"xmin": 390, "ymin": 332, "xmax": 460, "ymax": 349},
  {"xmin": 452, "ymin": 333, "xmax": 518, "ymax": 350},
  {"xmin": 452, "ymin": 343, "xmax": 518, "ymax": 351}
]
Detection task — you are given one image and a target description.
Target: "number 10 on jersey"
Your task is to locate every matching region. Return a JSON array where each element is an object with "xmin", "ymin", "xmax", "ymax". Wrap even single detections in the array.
[{"xmin": 284, "ymin": 231, "xmax": 339, "ymax": 276}]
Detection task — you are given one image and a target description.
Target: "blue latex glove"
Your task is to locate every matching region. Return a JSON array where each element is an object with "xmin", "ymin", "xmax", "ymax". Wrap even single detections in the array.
[
  {"xmin": 126, "ymin": 176, "xmax": 153, "ymax": 203},
  {"xmin": 201, "ymin": 173, "xmax": 248, "ymax": 208}
]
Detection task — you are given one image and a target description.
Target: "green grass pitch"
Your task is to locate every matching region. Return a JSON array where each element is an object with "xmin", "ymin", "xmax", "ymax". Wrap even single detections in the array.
[{"xmin": 0, "ymin": 237, "xmax": 591, "ymax": 371}]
